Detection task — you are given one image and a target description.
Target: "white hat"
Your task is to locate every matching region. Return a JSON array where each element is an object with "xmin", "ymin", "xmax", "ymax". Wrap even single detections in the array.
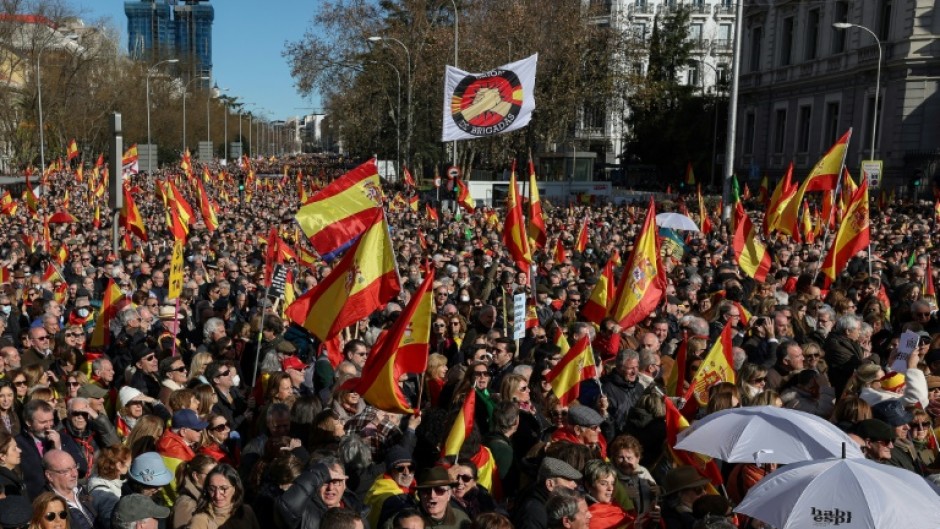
[{"xmin": 119, "ymin": 386, "xmax": 144, "ymax": 408}]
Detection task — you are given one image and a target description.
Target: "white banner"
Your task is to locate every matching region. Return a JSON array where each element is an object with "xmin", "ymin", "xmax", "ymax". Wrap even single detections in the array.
[{"xmin": 441, "ymin": 53, "xmax": 538, "ymax": 141}]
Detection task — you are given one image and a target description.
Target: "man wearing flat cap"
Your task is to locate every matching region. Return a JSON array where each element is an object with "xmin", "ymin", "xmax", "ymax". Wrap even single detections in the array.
[
  {"xmin": 549, "ymin": 405, "xmax": 607, "ymax": 459},
  {"xmin": 111, "ymin": 493, "xmax": 170, "ymax": 529},
  {"xmin": 513, "ymin": 457, "xmax": 582, "ymax": 529}
]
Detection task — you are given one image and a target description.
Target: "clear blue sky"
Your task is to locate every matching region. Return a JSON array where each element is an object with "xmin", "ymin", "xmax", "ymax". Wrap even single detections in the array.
[{"xmin": 75, "ymin": 0, "xmax": 321, "ymax": 121}]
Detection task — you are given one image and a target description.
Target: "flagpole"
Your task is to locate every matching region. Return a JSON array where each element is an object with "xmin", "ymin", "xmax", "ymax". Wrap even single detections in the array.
[
  {"xmin": 251, "ymin": 287, "xmax": 271, "ymax": 388},
  {"xmin": 813, "ymin": 128, "xmax": 853, "ymax": 284},
  {"xmin": 171, "ymin": 297, "xmax": 180, "ymax": 357}
]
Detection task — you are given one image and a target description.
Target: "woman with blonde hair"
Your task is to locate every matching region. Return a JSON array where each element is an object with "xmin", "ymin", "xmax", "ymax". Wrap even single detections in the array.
[
  {"xmin": 841, "ymin": 363, "xmax": 884, "ymax": 399},
  {"xmin": 87, "ymin": 444, "xmax": 131, "ymax": 529},
  {"xmin": 425, "ymin": 353, "xmax": 448, "ymax": 408},
  {"xmin": 736, "ymin": 363, "xmax": 768, "ymax": 406},
  {"xmin": 500, "ymin": 373, "xmax": 534, "ymax": 413},
  {"xmin": 188, "ymin": 352, "xmax": 214, "ymax": 385},
  {"xmin": 172, "ymin": 454, "xmax": 218, "ymax": 529},
  {"xmin": 193, "ymin": 384, "xmax": 218, "ymax": 419},
  {"xmin": 125, "ymin": 414, "xmax": 166, "ymax": 457}
]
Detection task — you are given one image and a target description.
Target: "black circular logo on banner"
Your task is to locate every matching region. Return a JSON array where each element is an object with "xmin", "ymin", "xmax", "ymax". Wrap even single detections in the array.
[{"xmin": 451, "ymin": 69, "xmax": 523, "ymax": 136}]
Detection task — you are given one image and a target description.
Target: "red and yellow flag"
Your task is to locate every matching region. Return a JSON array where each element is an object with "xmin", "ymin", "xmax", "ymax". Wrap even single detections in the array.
[
  {"xmin": 733, "ymin": 202, "xmax": 771, "ymax": 282},
  {"xmin": 120, "ymin": 186, "xmax": 148, "ymax": 241},
  {"xmin": 295, "ymin": 159, "xmax": 384, "ymax": 255},
  {"xmin": 925, "ymin": 260, "xmax": 936, "ymax": 301},
  {"xmin": 553, "ymin": 238, "xmax": 567, "ymax": 264},
  {"xmin": 66, "ymin": 139, "xmax": 78, "ymax": 161},
  {"xmin": 575, "ymin": 218, "xmax": 589, "ymax": 253},
  {"xmin": 686, "ymin": 320, "xmax": 735, "ymax": 406},
  {"xmin": 581, "ymin": 257, "xmax": 616, "ymax": 324},
  {"xmin": 665, "ymin": 395, "xmax": 724, "ymax": 491},
  {"xmin": 545, "ymin": 335, "xmax": 596, "ymax": 406},
  {"xmin": 442, "ymin": 385, "xmax": 476, "ymax": 458},
  {"xmin": 697, "ymin": 184, "xmax": 712, "ymax": 235},
  {"xmin": 526, "ymin": 158, "xmax": 547, "ymax": 249},
  {"xmin": 89, "ymin": 279, "xmax": 125, "ymax": 349},
  {"xmin": 778, "ymin": 130, "xmax": 851, "ymax": 236},
  {"xmin": 286, "ymin": 210, "xmax": 401, "ymax": 341},
  {"xmin": 685, "ymin": 162, "xmax": 695, "ymax": 186},
  {"xmin": 426, "ymin": 204, "xmax": 439, "ymax": 222},
  {"xmin": 757, "ymin": 175, "xmax": 770, "ymax": 205},
  {"xmin": 93, "ymin": 204, "xmax": 101, "ymax": 229},
  {"xmin": 353, "ymin": 270, "xmax": 434, "ymax": 414},
  {"xmin": 609, "ymin": 198, "xmax": 666, "ymax": 328},
  {"xmin": 402, "ymin": 166, "xmax": 415, "ymax": 187},
  {"xmin": 821, "ymin": 180, "xmax": 869, "ymax": 282},
  {"xmin": 195, "ymin": 179, "xmax": 219, "ymax": 233},
  {"xmin": 764, "ymin": 162, "xmax": 797, "ymax": 237},
  {"xmin": 801, "ymin": 199, "xmax": 815, "ymax": 244},
  {"xmin": 408, "ymin": 195, "xmax": 418, "ymax": 212},
  {"xmin": 502, "ymin": 164, "xmax": 532, "ymax": 273}
]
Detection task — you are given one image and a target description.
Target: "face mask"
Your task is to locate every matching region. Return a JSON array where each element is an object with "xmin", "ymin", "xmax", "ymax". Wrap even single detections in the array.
[
  {"xmin": 77, "ymin": 307, "xmax": 90, "ymax": 318},
  {"xmin": 460, "ymin": 295, "xmax": 470, "ymax": 303},
  {"xmin": 232, "ymin": 375, "xmax": 241, "ymax": 388},
  {"xmin": 0, "ymin": 306, "xmax": 10, "ymax": 316}
]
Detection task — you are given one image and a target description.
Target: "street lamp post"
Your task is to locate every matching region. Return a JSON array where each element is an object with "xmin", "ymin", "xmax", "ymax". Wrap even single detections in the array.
[
  {"xmin": 146, "ymin": 58, "xmax": 179, "ymax": 174},
  {"xmin": 222, "ymin": 97, "xmax": 229, "ymax": 161},
  {"xmin": 833, "ymin": 22, "xmax": 882, "ymax": 161},
  {"xmin": 182, "ymin": 75, "xmax": 209, "ymax": 152},
  {"xmin": 369, "ymin": 36, "xmax": 411, "ymax": 167},
  {"xmin": 448, "ymin": 0, "xmax": 458, "ymax": 167},
  {"xmin": 36, "ymin": 34, "xmax": 78, "ymax": 173}
]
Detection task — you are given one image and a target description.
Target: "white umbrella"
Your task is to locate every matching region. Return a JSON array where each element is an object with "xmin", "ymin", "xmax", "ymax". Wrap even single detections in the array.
[
  {"xmin": 674, "ymin": 406, "xmax": 864, "ymax": 463},
  {"xmin": 655, "ymin": 212, "xmax": 699, "ymax": 231},
  {"xmin": 736, "ymin": 457, "xmax": 940, "ymax": 529}
]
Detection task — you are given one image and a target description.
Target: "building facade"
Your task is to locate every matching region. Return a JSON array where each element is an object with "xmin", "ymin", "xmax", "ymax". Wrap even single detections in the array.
[
  {"xmin": 125, "ymin": 0, "xmax": 213, "ymax": 81},
  {"xmin": 577, "ymin": 0, "xmax": 736, "ymax": 174},
  {"xmin": 736, "ymin": 0, "xmax": 940, "ymax": 188}
]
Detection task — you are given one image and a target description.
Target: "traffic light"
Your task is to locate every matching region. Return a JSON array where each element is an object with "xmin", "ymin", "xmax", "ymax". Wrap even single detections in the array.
[
  {"xmin": 913, "ymin": 170, "xmax": 924, "ymax": 188},
  {"xmin": 238, "ymin": 174, "xmax": 245, "ymax": 193}
]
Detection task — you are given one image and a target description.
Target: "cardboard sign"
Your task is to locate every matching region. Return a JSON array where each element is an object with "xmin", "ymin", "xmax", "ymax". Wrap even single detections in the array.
[{"xmin": 513, "ymin": 293, "xmax": 526, "ymax": 340}]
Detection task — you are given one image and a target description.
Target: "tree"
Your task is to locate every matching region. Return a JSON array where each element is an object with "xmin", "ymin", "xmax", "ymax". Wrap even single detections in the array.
[{"xmin": 283, "ymin": 0, "xmax": 623, "ymax": 176}]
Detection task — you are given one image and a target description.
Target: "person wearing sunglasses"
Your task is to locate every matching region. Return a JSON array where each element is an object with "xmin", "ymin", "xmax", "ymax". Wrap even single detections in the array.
[
  {"xmin": 158, "ymin": 358, "xmax": 189, "ymax": 407},
  {"xmin": 364, "ymin": 446, "xmax": 416, "ymax": 529},
  {"xmin": 22, "ymin": 327, "xmax": 54, "ymax": 372},
  {"xmin": 277, "ymin": 457, "xmax": 365, "ymax": 529},
  {"xmin": 197, "ymin": 414, "xmax": 236, "ymax": 466},
  {"xmin": 128, "ymin": 347, "xmax": 162, "ymax": 401},
  {"xmin": 908, "ymin": 408, "xmax": 938, "ymax": 469},
  {"xmin": 41, "ymin": 451, "xmax": 96, "ymax": 529},
  {"xmin": 27, "ymin": 492, "xmax": 70, "ymax": 529},
  {"xmin": 448, "ymin": 461, "xmax": 497, "ymax": 519}
]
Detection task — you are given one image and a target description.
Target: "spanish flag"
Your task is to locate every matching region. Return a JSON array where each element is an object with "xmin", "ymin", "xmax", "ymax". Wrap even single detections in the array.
[
  {"xmin": 663, "ymin": 333, "xmax": 688, "ymax": 397},
  {"xmin": 426, "ymin": 204, "xmax": 440, "ymax": 222},
  {"xmin": 575, "ymin": 218, "xmax": 589, "ymax": 253},
  {"xmin": 417, "ymin": 229, "xmax": 428, "ymax": 251},
  {"xmin": 24, "ymin": 183, "xmax": 38, "ymax": 218},
  {"xmin": 841, "ymin": 168, "xmax": 858, "ymax": 214},
  {"xmin": 778, "ymin": 130, "xmax": 851, "ymax": 236},
  {"xmin": 582, "ymin": 257, "xmax": 616, "ymax": 324},
  {"xmin": 686, "ymin": 320, "xmax": 735, "ymax": 406},
  {"xmin": 195, "ymin": 179, "xmax": 219, "ymax": 233},
  {"xmin": 685, "ymin": 162, "xmax": 695, "ymax": 186},
  {"xmin": 757, "ymin": 175, "xmax": 769, "ymax": 205},
  {"xmin": 0, "ymin": 267, "xmax": 9, "ymax": 284},
  {"xmin": 763, "ymin": 162, "xmax": 796, "ymax": 237},
  {"xmin": 166, "ymin": 180, "xmax": 195, "ymax": 225},
  {"xmin": 609, "ymin": 198, "xmax": 666, "ymax": 329},
  {"xmin": 553, "ymin": 327, "xmax": 571, "ymax": 356},
  {"xmin": 352, "ymin": 270, "xmax": 433, "ymax": 414},
  {"xmin": 545, "ymin": 335, "xmax": 596, "ymax": 406},
  {"xmin": 48, "ymin": 210, "xmax": 78, "ymax": 224},
  {"xmin": 527, "ymin": 158, "xmax": 547, "ymax": 249},
  {"xmin": 93, "ymin": 204, "xmax": 101, "ymax": 229},
  {"xmin": 697, "ymin": 185, "xmax": 712, "ymax": 235},
  {"xmin": 821, "ymin": 180, "xmax": 869, "ymax": 282},
  {"xmin": 120, "ymin": 186, "xmax": 148, "ymax": 241},
  {"xmin": 553, "ymin": 238, "xmax": 567, "ymax": 264},
  {"xmin": 455, "ymin": 178, "xmax": 475, "ymax": 213},
  {"xmin": 66, "ymin": 139, "xmax": 78, "ymax": 161},
  {"xmin": 408, "ymin": 195, "xmax": 419, "ymax": 212},
  {"xmin": 442, "ymin": 385, "xmax": 476, "ymax": 458},
  {"xmin": 295, "ymin": 159, "xmax": 384, "ymax": 255},
  {"xmin": 286, "ymin": 210, "xmax": 401, "ymax": 341},
  {"xmin": 502, "ymin": 164, "xmax": 532, "ymax": 273},
  {"xmin": 403, "ymin": 166, "xmax": 415, "ymax": 187},
  {"xmin": 733, "ymin": 202, "xmax": 771, "ymax": 282},
  {"xmin": 281, "ymin": 270, "xmax": 296, "ymax": 319},
  {"xmin": 89, "ymin": 279, "xmax": 125, "ymax": 350},
  {"xmin": 801, "ymin": 199, "xmax": 814, "ymax": 244},
  {"xmin": 665, "ymin": 395, "xmax": 723, "ymax": 491}
]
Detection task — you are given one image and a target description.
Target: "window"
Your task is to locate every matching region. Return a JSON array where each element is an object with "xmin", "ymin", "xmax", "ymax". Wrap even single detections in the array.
[
  {"xmin": 716, "ymin": 63, "xmax": 730, "ymax": 87},
  {"xmin": 879, "ymin": 0, "xmax": 892, "ymax": 40},
  {"xmin": 688, "ymin": 65, "xmax": 701, "ymax": 88},
  {"xmin": 583, "ymin": 101, "xmax": 606, "ymax": 131},
  {"xmin": 773, "ymin": 108, "xmax": 787, "ymax": 153},
  {"xmin": 780, "ymin": 17, "xmax": 794, "ymax": 66},
  {"xmin": 633, "ymin": 22, "xmax": 647, "ymax": 42},
  {"xmin": 797, "ymin": 105, "xmax": 812, "ymax": 153},
  {"xmin": 805, "ymin": 9, "xmax": 820, "ymax": 60},
  {"xmin": 824, "ymin": 101, "xmax": 840, "ymax": 146},
  {"xmin": 717, "ymin": 23, "xmax": 732, "ymax": 48},
  {"xmin": 831, "ymin": 2, "xmax": 848, "ymax": 54},
  {"xmin": 690, "ymin": 23, "xmax": 703, "ymax": 44},
  {"xmin": 750, "ymin": 26, "xmax": 763, "ymax": 72},
  {"xmin": 744, "ymin": 112, "xmax": 756, "ymax": 155}
]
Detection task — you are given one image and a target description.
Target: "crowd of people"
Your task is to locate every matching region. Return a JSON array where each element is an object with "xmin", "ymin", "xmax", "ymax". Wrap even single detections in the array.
[{"xmin": 0, "ymin": 152, "xmax": 936, "ymax": 529}]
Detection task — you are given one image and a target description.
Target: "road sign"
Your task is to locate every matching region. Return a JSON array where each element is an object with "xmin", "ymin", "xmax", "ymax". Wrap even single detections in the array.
[
  {"xmin": 513, "ymin": 293, "xmax": 526, "ymax": 340},
  {"xmin": 862, "ymin": 160, "xmax": 883, "ymax": 189},
  {"xmin": 447, "ymin": 166, "xmax": 460, "ymax": 180}
]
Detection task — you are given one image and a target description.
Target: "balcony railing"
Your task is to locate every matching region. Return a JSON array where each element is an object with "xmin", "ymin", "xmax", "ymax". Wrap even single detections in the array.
[
  {"xmin": 689, "ymin": 3, "xmax": 709, "ymax": 15},
  {"xmin": 631, "ymin": 3, "xmax": 655, "ymax": 15},
  {"xmin": 713, "ymin": 38, "xmax": 732, "ymax": 50},
  {"xmin": 716, "ymin": 4, "xmax": 735, "ymax": 15}
]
